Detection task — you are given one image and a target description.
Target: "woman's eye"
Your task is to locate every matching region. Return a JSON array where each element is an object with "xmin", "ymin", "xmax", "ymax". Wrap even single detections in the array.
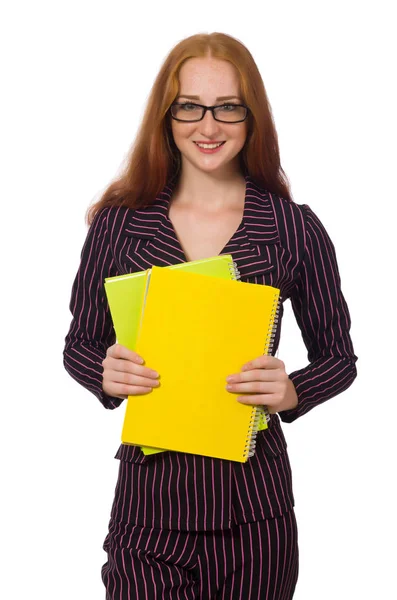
[
  {"xmin": 220, "ymin": 104, "xmax": 237, "ymax": 111},
  {"xmin": 181, "ymin": 103, "xmax": 197, "ymax": 111}
]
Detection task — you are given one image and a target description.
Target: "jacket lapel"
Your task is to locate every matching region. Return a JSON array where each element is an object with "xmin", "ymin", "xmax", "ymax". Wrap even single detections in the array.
[
  {"xmin": 223, "ymin": 177, "xmax": 279, "ymax": 278},
  {"xmin": 121, "ymin": 176, "xmax": 280, "ymax": 278}
]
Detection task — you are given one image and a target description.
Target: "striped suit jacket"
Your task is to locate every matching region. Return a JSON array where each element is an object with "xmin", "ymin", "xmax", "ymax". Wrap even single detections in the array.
[{"xmin": 63, "ymin": 175, "xmax": 357, "ymax": 531}]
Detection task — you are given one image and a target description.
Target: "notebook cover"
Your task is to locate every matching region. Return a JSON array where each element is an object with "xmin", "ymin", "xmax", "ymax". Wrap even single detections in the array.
[
  {"xmin": 104, "ymin": 271, "xmax": 149, "ymax": 350},
  {"xmin": 104, "ymin": 254, "xmax": 243, "ymax": 455},
  {"xmin": 121, "ymin": 266, "xmax": 280, "ymax": 462},
  {"xmin": 104, "ymin": 254, "xmax": 237, "ymax": 351}
]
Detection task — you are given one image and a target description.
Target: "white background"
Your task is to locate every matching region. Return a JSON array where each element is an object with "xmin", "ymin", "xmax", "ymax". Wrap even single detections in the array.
[{"xmin": 1, "ymin": 1, "xmax": 396, "ymax": 598}]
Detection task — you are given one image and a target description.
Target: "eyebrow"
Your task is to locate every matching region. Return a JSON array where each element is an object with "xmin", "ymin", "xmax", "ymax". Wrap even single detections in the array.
[{"xmin": 177, "ymin": 95, "xmax": 241, "ymax": 101}]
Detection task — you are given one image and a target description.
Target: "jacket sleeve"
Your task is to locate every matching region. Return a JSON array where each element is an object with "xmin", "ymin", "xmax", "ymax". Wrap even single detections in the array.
[
  {"xmin": 278, "ymin": 204, "xmax": 358, "ymax": 423},
  {"xmin": 63, "ymin": 207, "xmax": 124, "ymax": 409}
]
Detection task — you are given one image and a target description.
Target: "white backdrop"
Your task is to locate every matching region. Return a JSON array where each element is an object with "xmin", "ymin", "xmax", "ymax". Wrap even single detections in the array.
[{"xmin": 1, "ymin": 1, "xmax": 396, "ymax": 598}]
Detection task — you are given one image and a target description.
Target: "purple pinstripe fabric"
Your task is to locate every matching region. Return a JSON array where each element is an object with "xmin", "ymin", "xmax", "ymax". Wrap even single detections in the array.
[
  {"xmin": 102, "ymin": 509, "xmax": 298, "ymax": 599},
  {"xmin": 63, "ymin": 175, "xmax": 357, "ymax": 532}
]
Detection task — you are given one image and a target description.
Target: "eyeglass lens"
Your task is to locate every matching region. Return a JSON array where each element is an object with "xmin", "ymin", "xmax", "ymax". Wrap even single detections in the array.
[{"xmin": 172, "ymin": 104, "xmax": 247, "ymax": 122}]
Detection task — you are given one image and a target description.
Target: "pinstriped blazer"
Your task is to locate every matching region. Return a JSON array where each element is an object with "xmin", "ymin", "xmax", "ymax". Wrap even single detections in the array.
[{"xmin": 63, "ymin": 175, "xmax": 357, "ymax": 531}]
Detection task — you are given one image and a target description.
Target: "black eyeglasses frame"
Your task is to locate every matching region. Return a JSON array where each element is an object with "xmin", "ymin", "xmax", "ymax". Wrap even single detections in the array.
[{"xmin": 169, "ymin": 102, "xmax": 249, "ymax": 123}]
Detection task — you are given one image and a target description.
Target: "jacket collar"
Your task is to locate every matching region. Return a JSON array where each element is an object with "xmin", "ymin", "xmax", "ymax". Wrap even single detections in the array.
[
  {"xmin": 124, "ymin": 175, "xmax": 280, "ymax": 247},
  {"xmin": 121, "ymin": 175, "xmax": 279, "ymax": 277}
]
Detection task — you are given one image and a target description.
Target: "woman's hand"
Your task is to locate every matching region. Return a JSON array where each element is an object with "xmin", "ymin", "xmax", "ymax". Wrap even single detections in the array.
[
  {"xmin": 226, "ymin": 355, "xmax": 298, "ymax": 414},
  {"xmin": 102, "ymin": 344, "xmax": 160, "ymax": 400}
]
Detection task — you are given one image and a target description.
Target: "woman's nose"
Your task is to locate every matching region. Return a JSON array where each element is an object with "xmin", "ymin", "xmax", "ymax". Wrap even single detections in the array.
[{"xmin": 198, "ymin": 109, "xmax": 222, "ymax": 137}]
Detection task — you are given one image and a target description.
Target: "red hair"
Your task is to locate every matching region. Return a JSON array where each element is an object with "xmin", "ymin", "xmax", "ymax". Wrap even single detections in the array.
[{"xmin": 87, "ymin": 32, "xmax": 292, "ymax": 224}]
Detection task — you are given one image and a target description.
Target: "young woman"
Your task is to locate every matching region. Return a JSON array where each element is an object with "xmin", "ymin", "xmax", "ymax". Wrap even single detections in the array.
[{"xmin": 64, "ymin": 32, "xmax": 357, "ymax": 599}]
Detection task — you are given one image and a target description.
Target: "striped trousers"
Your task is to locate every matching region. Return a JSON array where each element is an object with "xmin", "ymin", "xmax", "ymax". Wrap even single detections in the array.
[{"xmin": 101, "ymin": 510, "xmax": 298, "ymax": 599}]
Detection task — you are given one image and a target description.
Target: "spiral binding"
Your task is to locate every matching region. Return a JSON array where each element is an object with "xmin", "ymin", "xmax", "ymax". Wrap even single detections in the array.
[
  {"xmin": 228, "ymin": 260, "xmax": 241, "ymax": 281},
  {"xmin": 258, "ymin": 292, "xmax": 282, "ymax": 428},
  {"xmin": 244, "ymin": 405, "xmax": 263, "ymax": 459},
  {"xmin": 265, "ymin": 293, "xmax": 281, "ymax": 355}
]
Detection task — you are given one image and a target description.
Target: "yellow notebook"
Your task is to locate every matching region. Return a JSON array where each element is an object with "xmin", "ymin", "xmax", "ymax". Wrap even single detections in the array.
[
  {"xmin": 121, "ymin": 266, "xmax": 280, "ymax": 462},
  {"xmin": 104, "ymin": 255, "xmax": 240, "ymax": 351},
  {"xmin": 104, "ymin": 255, "xmax": 267, "ymax": 455}
]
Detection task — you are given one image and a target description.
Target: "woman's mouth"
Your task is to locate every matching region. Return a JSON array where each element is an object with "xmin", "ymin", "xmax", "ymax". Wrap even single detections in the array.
[{"xmin": 193, "ymin": 141, "xmax": 226, "ymax": 154}]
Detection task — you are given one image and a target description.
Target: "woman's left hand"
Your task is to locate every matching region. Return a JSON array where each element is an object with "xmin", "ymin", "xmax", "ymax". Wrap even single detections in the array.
[{"xmin": 226, "ymin": 355, "xmax": 298, "ymax": 414}]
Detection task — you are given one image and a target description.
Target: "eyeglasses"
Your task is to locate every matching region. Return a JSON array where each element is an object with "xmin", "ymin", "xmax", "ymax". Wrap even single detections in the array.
[{"xmin": 170, "ymin": 102, "xmax": 249, "ymax": 123}]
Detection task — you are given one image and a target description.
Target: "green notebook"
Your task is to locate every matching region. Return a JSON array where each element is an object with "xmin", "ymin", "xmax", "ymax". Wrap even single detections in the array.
[{"xmin": 104, "ymin": 255, "xmax": 269, "ymax": 455}]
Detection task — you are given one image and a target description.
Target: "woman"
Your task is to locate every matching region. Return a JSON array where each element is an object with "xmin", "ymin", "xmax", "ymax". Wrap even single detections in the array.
[{"xmin": 64, "ymin": 32, "xmax": 357, "ymax": 599}]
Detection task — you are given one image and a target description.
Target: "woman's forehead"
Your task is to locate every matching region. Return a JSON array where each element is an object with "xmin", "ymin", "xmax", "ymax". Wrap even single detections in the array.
[{"xmin": 178, "ymin": 57, "xmax": 241, "ymax": 97}]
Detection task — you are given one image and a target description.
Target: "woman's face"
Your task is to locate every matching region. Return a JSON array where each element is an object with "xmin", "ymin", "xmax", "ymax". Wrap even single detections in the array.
[{"xmin": 171, "ymin": 57, "xmax": 248, "ymax": 176}]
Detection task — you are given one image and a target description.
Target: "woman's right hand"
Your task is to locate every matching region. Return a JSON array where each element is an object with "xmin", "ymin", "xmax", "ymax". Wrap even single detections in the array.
[{"xmin": 102, "ymin": 344, "xmax": 160, "ymax": 400}]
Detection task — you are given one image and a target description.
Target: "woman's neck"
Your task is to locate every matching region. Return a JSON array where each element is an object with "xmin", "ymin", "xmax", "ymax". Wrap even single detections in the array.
[{"xmin": 172, "ymin": 165, "xmax": 246, "ymax": 212}]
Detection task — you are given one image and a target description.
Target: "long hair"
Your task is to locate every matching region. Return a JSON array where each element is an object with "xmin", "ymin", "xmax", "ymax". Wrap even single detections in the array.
[{"xmin": 87, "ymin": 32, "xmax": 292, "ymax": 224}]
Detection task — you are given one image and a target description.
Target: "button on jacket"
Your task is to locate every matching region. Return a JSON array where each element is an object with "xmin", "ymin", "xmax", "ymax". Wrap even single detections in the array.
[{"xmin": 63, "ymin": 175, "xmax": 357, "ymax": 531}]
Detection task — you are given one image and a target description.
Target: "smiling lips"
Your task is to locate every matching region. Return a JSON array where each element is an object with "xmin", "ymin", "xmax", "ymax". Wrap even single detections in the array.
[
  {"xmin": 195, "ymin": 141, "xmax": 225, "ymax": 147},
  {"xmin": 194, "ymin": 141, "xmax": 226, "ymax": 153}
]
